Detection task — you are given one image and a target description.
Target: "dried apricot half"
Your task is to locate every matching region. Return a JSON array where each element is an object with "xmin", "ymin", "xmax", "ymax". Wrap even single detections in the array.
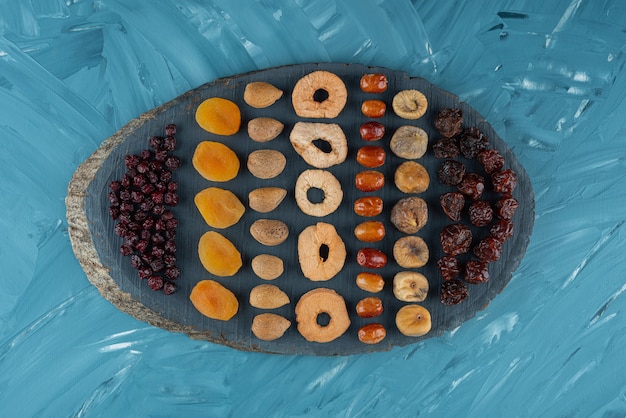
[
  {"xmin": 194, "ymin": 187, "xmax": 245, "ymax": 229},
  {"xmin": 195, "ymin": 97, "xmax": 241, "ymax": 136},
  {"xmin": 190, "ymin": 279, "xmax": 238, "ymax": 321},
  {"xmin": 198, "ymin": 231, "xmax": 242, "ymax": 277},
  {"xmin": 192, "ymin": 141, "xmax": 240, "ymax": 182}
]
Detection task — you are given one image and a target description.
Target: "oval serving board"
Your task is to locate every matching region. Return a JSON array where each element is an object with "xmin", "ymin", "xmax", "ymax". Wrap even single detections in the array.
[{"xmin": 66, "ymin": 63, "xmax": 534, "ymax": 356}]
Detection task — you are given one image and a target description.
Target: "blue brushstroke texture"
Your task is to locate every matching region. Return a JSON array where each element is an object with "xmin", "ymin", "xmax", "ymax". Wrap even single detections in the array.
[{"xmin": 1, "ymin": 0, "xmax": 626, "ymax": 416}]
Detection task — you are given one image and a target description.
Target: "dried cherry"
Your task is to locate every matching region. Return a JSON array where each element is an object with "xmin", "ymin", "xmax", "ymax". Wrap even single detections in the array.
[
  {"xmin": 459, "ymin": 127, "xmax": 488, "ymax": 159},
  {"xmin": 465, "ymin": 260, "xmax": 489, "ymax": 284},
  {"xmin": 440, "ymin": 279, "xmax": 469, "ymax": 305},
  {"xmin": 440, "ymin": 224, "xmax": 473, "ymax": 256},
  {"xmin": 432, "ymin": 138, "xmax": 459, "ymax": 159},
  {"xmin": 434, "ymin": 108, "xmax": 463, "ymax": 138},
  {"xmin": 473, "ymin": 236, "xmax": 502, "ymax": 263},
  {"xmin": 440, "ymin": 192, "xmax": 465, "ymax": 221},
  {"xmin": 437, "ymin": 256, "xmax": 462, "ymax": 281},
  {"xmin": 438, "ymin": 160, "xmax": 466, "ymax": 186},
  {"xmin": 468, "ymin": 200, "xmax": 493, "ymax": 227},
  {"xmin": 495, "ymin": 195, "xmax": 519, "ymax": 219},
  {"xmin": 491, "ymin": 169, "xmax": 517, "ymax": 194},
  {"xmin": 490, "ymin": 219, "xmax": 514, "ymax": 242},
  {"xmin": 477, "ymin": 149, "xmax": 504, "ymax": 174},
  {"xmin": 457, "ymin": 173, "xmax": 485, "ymax": 200}
]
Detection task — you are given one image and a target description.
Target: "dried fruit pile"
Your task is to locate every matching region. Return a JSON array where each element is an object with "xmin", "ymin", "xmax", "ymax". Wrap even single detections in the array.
[{"xmin": 108, "ymin": 124, "xmax": 181, "ymax": 294}]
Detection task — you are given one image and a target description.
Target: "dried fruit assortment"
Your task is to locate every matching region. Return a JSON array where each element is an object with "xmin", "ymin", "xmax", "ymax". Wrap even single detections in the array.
[{"xmin": 100, "ymin": 64, "xmax": 528, "ymax": 354}]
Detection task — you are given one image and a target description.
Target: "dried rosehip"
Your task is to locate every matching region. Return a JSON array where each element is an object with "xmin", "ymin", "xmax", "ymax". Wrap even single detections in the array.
[
  {"xmin": 495, "ymin": 195, "xmax": 519, "ymax": 219},
  {"xmin": 440, "ymin": 279, "xmax": 469, "ymax": 305},
  {"xmin": 490, "ymin": 219, "xmax": 514, "ymax": 242},
  {"xmin": 438, "ymin": 160, "xmax": 466, "ymax": 186},
  {"xmin": 433, "ymin": 138, "xmax": 460, "ymax": 159},
  {"xmin": 468, "ymin": 200, "xmax": 493, "ymax": 227},
  {"xmin": 440, "ymin": 192, "xmax": 465, "ymax": 222},
  {"xmin": 474, "ymin": 236, "xmax": 503, "ymax": 263},
  {"xmin": 438, "ymin": 256, "xmax": 462, "ymax": 281},
  {"xmin": 491, "ymin": 169, "xmax": 517, "ymax": 194},
  {"xmin": 459, "ymin": 127, "xmax": 488, "ymax": 159},
  {"xmin": 457, "ymin": 173, "xmax": 485, "ymax": 200},
  {"xmin": 434, "ymin": 108, "xmax": 463, "ymax": 138},
  {"xmin": 360, "ymin": 121, "xmax": 385, "ymax": 141},
  {"xmin": 440, "ymin": 224, "xmax": 473, "ymax": 256},
  {"xmin": 477, "ymin": 149, "xmax": 504, "ymax": 173},
  {"xmin": 465, "ymin": 260, "xmax": 489, "ymax": 284},
  {"xmin": 356, "ymin": 248, "xmax": 387, "ymax": 268}
]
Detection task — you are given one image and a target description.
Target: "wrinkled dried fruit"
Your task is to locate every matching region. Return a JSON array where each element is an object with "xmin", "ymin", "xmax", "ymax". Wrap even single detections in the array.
[
  {"xmin": 356, "ymin": 272, "xmax": 385, "ymax": 293},
  {"xmin": 195, "ymin": 97, "xmax": 241, "ymax": 136},
  {"xmin": 394, "ymin": 161, "xmax": 430, "ymax": 194},
  {"xmin": 393, "ymin": 236, "xmax": 429, "ymax": 268},
  {"xmin": 395, "ymin": 305, "xmax": 431, "ymax": 337},
  {"xmin": 440, "ymin": 223, "xmax": 473, "ymax": 256},
  {"xmin": 356, "ymin": 170, "xmax": 385, "ymax": 192},
  {"xmin": 393, "ymin": 271, "xmax": 429, "ymax": 302},
  {"xmin": 360, "ymin": 73, "xmax": 388, "ymax": 93},
  {"xmin": 477, "ymin": 149, "xmax": 504, "ymax": 173},
  {"xmin": 194, "ymin": 187, "xmax": 245, "ymax": 229},
  {"xmin": 438, "ymin": 160, "xmax": 466, "ymax": 186},
  {"xmin": 192, "ymin": 141, "xmax": 240, "ymax": 182},
  {"xmin": 190, "ymin": 279, "xmax": 238, "ymax": 321},
  {"xmin": 356, "ymin": 248, "xmax": 387, "ymax": 269},
  {"xmin": 465, "ymin": 260, "xmax": 489, "ymax": 284},
  {"xmin": 437, "ymin": 256, "xmax": 462, "ymax": 281},
  {"xmin": 433, "ymin": 138, "xmax": 460, "ymax": 159},
  {"xmin": 440, "ymin": 279, "xmax": 468, "ymax": 305},
  {"xmin": 198, "ymin": 231, "xmax": 242, "ymax": 277},
  {"xmin": 360, "ymin": 121, "xmax": 385, "ymax": 141},
  {"xmin": 474, "ymin": 236, "xmax": 502, "ymax": 263},
  {"xmin": 354, "ymin": 196, "xmax": 383, "ymax": 217},
  {"xmin": 495, "ymin": 195, "xmax": 519, "ymax": 219},
  {"xmin": 390, "ymin": 197, "xmax": 428, "ymax": 234},
  {"xmin": 468, "ymin": 200, "xmax": 493, "ymax": 227},
  {"xmin": 390, "ymin": 126, "xmax": 428, "ymax": 159},
  {"xmin": 490, "ymin": 218, "xmax": 514, "ymax": 242},
  {"xmin": 354, "ymin": 220, "xmax": 386, "ymax": 242},
  {"xmin": 358, "ymin": 323, "xmax": 387, "ymax": 344},
  {"xmin": 440, "ymin": 192, "xmax": 465, "ymax": 222},
  {"xmin": 361, "ymin": 100, "xmax": 386, "ymax": 118},
  {"xmin": 457, "ymin": 173, "xmax": 485, "ymax": 200},
  {"xmin": 459, "ymin": 127, "xmax": 488, "ymax": 158},
  {"xmin": 434, "ymin": 108, "xmax": 463, "ymax": 138},
  {"xmin": 251, "ymin": 313, "xmax": 291, "ymax": 341},
  {"xmin": 356, "ymin": 297, "xmax": 383, "ymax": 318},
  {"xmin": 392, "ymin": 89, "xmax": 428, "ymax": 119},
  {"xmin": 491, "ymin": 169, "xmax": 518, "ymax": 194},
  {"xmin": 356, "ymin": 146, "xmax": 386, "ymax": 168}
]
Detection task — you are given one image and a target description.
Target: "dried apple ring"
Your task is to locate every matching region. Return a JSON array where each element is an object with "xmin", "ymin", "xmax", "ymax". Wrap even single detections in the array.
[
  {"xmin": 295, "ymin": 288, "xmax": 350, "ymax": 343},
  {"xmin": 289, "ymin": 122, "xmax": 348, "ymax": 168},
  {"xmin": 295, "ymin": 169, "xmax": 343, "ymax": 217},
  {"xmin": 298, "ymin": 222, "xmax": 346, "ymax": 282},
  {"xmin": 292, "ymin": 70, "xmax": 348, "ymax": 118}
]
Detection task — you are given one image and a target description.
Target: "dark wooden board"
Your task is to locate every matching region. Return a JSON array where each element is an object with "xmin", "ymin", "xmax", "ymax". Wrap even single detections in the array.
[{"xmin": 67, "ymin": 63, "xmax": 535, "ymax": 355}]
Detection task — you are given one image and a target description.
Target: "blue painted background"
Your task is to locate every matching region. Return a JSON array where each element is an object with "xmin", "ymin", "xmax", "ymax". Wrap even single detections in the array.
[{"xmin": 1, "ymin": 1, "xmax": 625, "ymax": 416}]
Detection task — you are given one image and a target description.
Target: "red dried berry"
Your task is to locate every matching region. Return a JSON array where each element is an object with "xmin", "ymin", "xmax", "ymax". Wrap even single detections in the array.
[
  {"xmin": 457, "ymin": 173, "xmax": 485, "ymax": 200},
  {"xmin": 440, "ymin": 192, "xmax": 465, "ymax": 221},
  {"xmin": 149, "ymin": 136, "xmax": 163, "ymax": 150},
  {"xmin": 473, "ymin": 236, "xmax": 502, "ymax": 262},
  {"xmin": 491, "ymin": 169, "xmax": 517, "ymax": 194},
  {"xmin": 164, "ymin": 124, "xmax": 176, "ymax": 137},
  {"xmin": 163, "ymin": 281, "xmax": 177, "ymax": 295},
  {"xmin": 165, "ymin": 266, "xmax": 180, "ymax": 280},
  {"xmin": 440, "ymin": 224, "xmax": 473, "ymax": 256},
  {"xmin": 495, "ymin": 195, "xmax": 519, "ymax": 219},
  {"xmin": 468, "ymin": 200, "xmax": 493, "ymax": 227},
  {"xmin": 360, "ymin": 121, "xmax": 385, "ymax": 141},
  {"xmin": 477, "ymin": 149, "xmax": 504, "ymax": 174},
  {"xmin": 147, "ymin": 275, "xmax": 164, "ymax": 290},
  {"xmin": 459, "ymin": 127, "xmax": 488, "ymax": 159},
  {"xmin": 434, "ymin": 108, "xmax": 463, "ymax": 138},
  {"xmin": 433, "ymin": 138, "xmax": 460, "ymax": 159},
  {"xmin": 490, "ymin": 219, "xmax": 514, "ymax": 242},
  {"xmin": 465, "ymin": 260, "xmax": 489, "ymax": 284},
  {"xmin": 437, "ymin": 256, "xmax": 462, "ymax": 281},
  {"xmin": 438, "ymin": 160, "xmax": 466, "ymax": 186},
  {"xmin": 440, "ymin": 279, "xmax": 469, "ymax": 305}
]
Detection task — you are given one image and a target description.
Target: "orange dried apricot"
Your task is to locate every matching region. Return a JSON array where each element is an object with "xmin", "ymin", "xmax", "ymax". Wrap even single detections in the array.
[
  {"xmin": 192, "ymin": 141, "xmax": 240, "ymax": 182},
  {"xmin": 195, "ymin": 97, "xmax": 241, "ymax": 136},
  {"xmin": 194, "ymin": 187, "xmax": 245, "ymax": 229},
  {"xmin": 190, "ymin": 279, "xmax": 238, "ymax": 321},
  {"xmin": 198, "ymin": 231, "xmax": 242, "ymax": 277}
]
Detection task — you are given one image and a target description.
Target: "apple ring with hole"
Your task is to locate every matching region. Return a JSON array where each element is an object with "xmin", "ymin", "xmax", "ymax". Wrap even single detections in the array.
[
  {"xmin": 295, "ymin": 288, "xmax": 351, "ymax": 343},
  {"xmin": 292, "ymin": 70, "xmax": 348, "ymax": 118},
  {"xmin": 289, "ymin": 122, "xmax": 348, "ymax": 168},
  {"xmin": 295, "ymin": 169, "xmax": 343, "ymax": 217},
  {"xmin": 298, "ymin": 222, "xmax": 346, "ymax": 282}
]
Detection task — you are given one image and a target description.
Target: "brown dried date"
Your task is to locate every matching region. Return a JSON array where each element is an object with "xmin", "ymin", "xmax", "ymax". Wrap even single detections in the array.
[
  {"xmin": 356, "ymin": 146, "xmax": 386, "ymax": 168},
  {"xmin": 491, "ymin": 169, "xmax": 518, "ymax": 194},
  {"xmin": 360, "ymin": 121, "xmax": 385, "ymax": 141},
  {"xmin": 438, "ymin": 160, "xmax": 466, "ymax": 186},
  {"xmin": 358, "ymin": 323, "xmax": 387, "ymax": 344},
  {"xmin": 356, "ymin": 248, "xmax": 387, "ymax": 268},
  {"xmin": 490, "ymin": 219, "xmax": 514, "ymax": 242},
  {"xmin": 468, "ymin": 200, "xmax": 493, "ymax": 227},
  {"xmin": 361, "ymin": 100, "xmax": 386, "ymax": 118},
  {"xmin": 440, "ymin": 279, "xmax": 469, "ymax": 305},
  {"xmin": 465, "ymin": 260, "xmax": 489, "ymax": 284},
  {"xmin": 440, "ymin": 192, "xmax": 465, "ymax": 222},
  {"xmin": 474, "ymin": 236, "xmax": 502, "ymax": 263},
  {"xmin": 356, "ymin": 170, "xmax": 385, "ymax": 192},
  {"xmin": 360, "ymin": 73, "xmax": 388, "ymax": 93},
  {"xmin": 440, "ymin": 223, "xmax": 473, "ymax": 256},
  {"xmin": 356, "ymin": 272, "xmax": 385, "ymax": 293},
  {"xmin": 354, "ymin": 220, "xmax": 386, "ymax": 242},
  {"xmin": 457, "ymin": 173, "xmax": 485, "ymax": 200},
  {"xmin": 356, "ymin": 297, "xmax": 383, "ymax": 318},
  {"xmin": 477, "ymin": 149, "xmax": 504, "ymax": 173},
  {"xmin": 437, "ymin": 256, "xmax": 462, "ymax": 281},
  {"xmin": 354, "ymin": 196, "xmax": 383, "ymax": 217},
  {"xmin": 433, "ymin": 137, "xmax": 460, "ymax": 159},
  {"xmin": 459, "ymin": 127, "xmax": 488, "ymax": 159},
  {"xmin": 495, "ymin": 194, "xmax": 519, "ymax": 219},
  {"xmin": 434, "ymin": 108, "xmax": 463, "ymax": 138}
]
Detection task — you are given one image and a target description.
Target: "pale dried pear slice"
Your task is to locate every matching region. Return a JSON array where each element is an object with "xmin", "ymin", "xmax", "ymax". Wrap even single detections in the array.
[
  {"xmin": 249, "ymin": 219, "xmax": 289, "ymax": 246},
  {"xmin": 392, "ymin": 89, "xmax": 428, "ymax": 119},
  {"xmin": 248, "ymin": 117, "xmax": 284, "ymax": 142},
  {"xmin": 244, "ymin": 82, "xmax": 283, "ymax": 108},
  {"xmin": 252, "ymin": 313, "xmax": 291, "ymax": 341},
  {"xmin": 249, "ymin": 284, "xmax": 290, "ymax": 309},
  {"xmin": 251, "ymin": 254, "xmax": 284, "ymax": 280},
  {"xmin": 248, "ymin": 187, "xmax": 287, "ymax": 213}
]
